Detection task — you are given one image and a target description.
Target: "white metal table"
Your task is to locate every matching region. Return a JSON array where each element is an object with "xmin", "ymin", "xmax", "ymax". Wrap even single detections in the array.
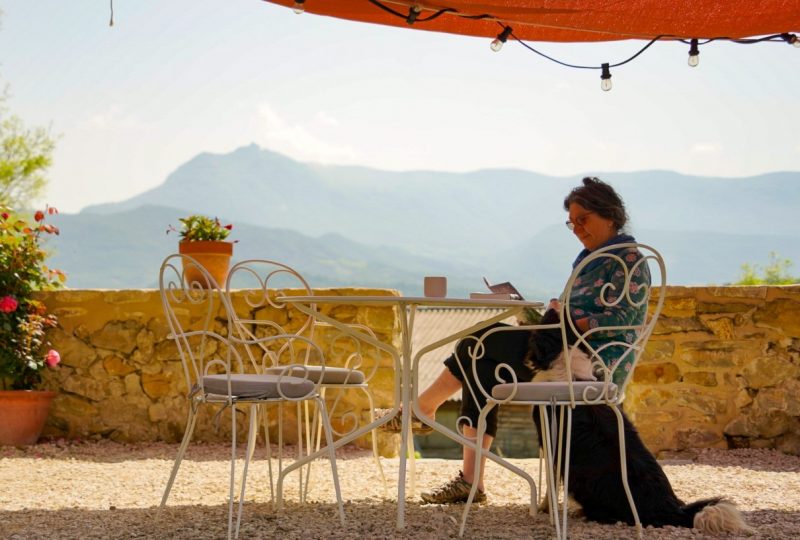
[{"xmin": 278, "ymin": 294, "xmax": 543, "ymax": 530}]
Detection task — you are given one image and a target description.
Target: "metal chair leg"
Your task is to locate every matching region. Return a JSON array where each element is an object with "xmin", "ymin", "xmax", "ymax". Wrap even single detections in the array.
[
  {"xmin": 161, "ymin": 402, "xmax": 199, "ymax": 506},
  {"xmin": 612, "ymin": 405, "xmax": 642, "ymax": 538}
]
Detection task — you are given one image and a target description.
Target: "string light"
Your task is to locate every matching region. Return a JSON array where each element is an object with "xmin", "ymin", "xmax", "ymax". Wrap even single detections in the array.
[
  {"xmin": 688, "ymin": 38, "xmax": 700, "ymax": 67},
  {"xmin": 284, "ymin": 1, "xmax": 799, "ymax": 91},
  {"xmin": 406, "ymin": 6, "xmax": 420, "ymax": 25},
  {"xmin": 600, "ymin": 63, "xmax": 612, "ymax": 91},
  {"xmin": 490, "ymin": 26, "xmax": 513, "ymax": 52},
  {"xmin": 292, "ymin": 0, "xmax": 305, "ymax": 14},
  {"xmin": 781, "ymin": 33, "xmax": 800, "ymax": 47},
  {"xmin": 109, "ymin": 0, "xmax": 114, "ymax": 27}
]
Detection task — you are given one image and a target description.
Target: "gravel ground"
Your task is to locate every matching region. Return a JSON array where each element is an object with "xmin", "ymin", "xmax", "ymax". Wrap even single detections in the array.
[{"xmin": 2, "ymin": 440, "xmax": 799, "ymax": 539}]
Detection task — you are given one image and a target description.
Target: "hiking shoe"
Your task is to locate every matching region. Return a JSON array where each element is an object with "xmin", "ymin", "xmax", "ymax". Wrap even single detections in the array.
[
  {"xmin": 420, "ymin": 471, "xmax": 487, "ymax": 504},
  {"xmin": 376, "ymin": 408, "xmax": 433, "ymax": 435}
]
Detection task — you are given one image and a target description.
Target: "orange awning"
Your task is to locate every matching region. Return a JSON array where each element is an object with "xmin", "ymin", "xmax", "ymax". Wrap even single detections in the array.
[{"xmin": 261, "ymin": 0, "xmax": 800, "ymax": 42}]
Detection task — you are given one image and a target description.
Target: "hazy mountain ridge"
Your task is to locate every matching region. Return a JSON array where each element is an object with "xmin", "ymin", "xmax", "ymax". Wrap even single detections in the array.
[{"xmin": 66, "ymin": 145, "xmax": 800, "ymax": 295}]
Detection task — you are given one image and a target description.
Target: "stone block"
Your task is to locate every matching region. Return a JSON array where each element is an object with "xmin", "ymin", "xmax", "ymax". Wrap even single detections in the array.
[
  {"xmin": 682, "ymin": 371, "xmax": 718, "ymax": 387},
  {"xmin": 753, "ymin": 410, "xmax": 792, "ymax": 438},
  {"xmin": 140, "ymin": 362, "xmax": 163, "ymax": 375},
  {"xmin": 124, "ymin": 373, "xmax": 144, "ymax": 397},
  {"xmin": 724, "ymin": 415, "xmax": 758, "ymax": 437},
  {"xmin": 702, "ymin": 287, "xmax": 767, "ymax": 300},
  {"xmin": 753, "ymin": 298, "xmax": 800, "ymax": 337},
  {"xmin": 741, "ymin": 356, "xmax": 800, "ymax": 389},
  {"xmin": 699, "ymin": 317, "xmax": 736, "ymax": 340},
  {"xmin": 358, "ymin": 307, "xmax": 397, "ymax": 334},
  {"xmin": 108, "ymin": 379, "xmax": 125, "ymax": 398},
  {"xmin": 653, "ymin": 317, "xmax": 708, "ymax": 335},
  {"xmin": 52, "ymin": 393, "xmax": 98, "ymax": 419},
  {"xmin": 633, "ymin": 363, "xmax": 681, "ymax": 384},
  {"xmin": 755, "ymin": 381, "xmax": 800, "ymax": 416},
  {"xmin": 675, "ymin": 427, "xmax": 724, "ymax": 449},
  {"xmin": 660, "ymin": 296, "xmax": 696, "ymax": 318},
  {"xmin": 136, "ymin": 327, "xmax": 156, "ymax": 358},
  {"xmin": 734, "ymin": 388, "xmax": 753, "ymax": 409},
  {"xmin": 696, "ymin": 303, "xmax": 755, "ymax": 315},
  {"xmin": 777, "ymin": 432, "xmax": 800, "ymax": 456},
  {"xmin": 61, "ymin": 375, "xmax": 106, "ymax": 402},
  {"xmin": 673, "ymin": 389, "xmax": 727, "ymax": 416},
  {"xmin": 102, "ymin": 289, "xmax": 154, "ymax": 304},
  {"xmin": 103, "ymin": 355, "xmax": 136, "ymax": 376},
  {"xmin": 142, "ymin": 372, "xmax": 173, "ymax": 399},
  {"xmin": 148, "ymin": 403, "xmax": 168, "ymax": 422},
  {"xmin": 640, "ymin": 340, "xmax": 675, "ymax": 363},
  {"xmin": 48, "ymin": 329, "xmax": 97, "ymax": 368},
  {"xmin": 678, "ymin": 348, "xmax": 735, "ymax": 368},
  {"xmin": 625, "ymin": 386, "xmax": 675, "ymax": 409},
  {"xmin": 90, "ymin": 320, "xmax": 143, "ymax": 354}
]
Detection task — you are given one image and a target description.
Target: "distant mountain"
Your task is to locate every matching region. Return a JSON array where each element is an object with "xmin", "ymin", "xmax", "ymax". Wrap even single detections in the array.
[
  {"xmin": 83, "ymin": 144, "xmax": 800, "ymax": 265},
  {"xmin": 46, "ymin": 205, "xmax": 483, "ymax": 295},
  {"xmin": 63, "ymin": 145, "xmax": 800, "ymax": 294},
  {"xmin": 492, "ymin": 225, "xmax": 800, "ymax": 297}
]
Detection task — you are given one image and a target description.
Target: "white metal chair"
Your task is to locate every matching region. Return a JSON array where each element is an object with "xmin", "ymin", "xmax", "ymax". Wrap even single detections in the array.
[
  {"xmin": 158, "ymin": 254, "xmax": 344, "ymax": 540},
  {"xmin": 458, "ymin": 243, "xmax": 667, "ymax": 539},
  {"xmin": 224, "ymin": 259, "xmax": 387, "ymax": 500}
]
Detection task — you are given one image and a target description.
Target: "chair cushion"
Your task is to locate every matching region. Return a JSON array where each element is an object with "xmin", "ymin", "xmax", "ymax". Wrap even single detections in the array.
[
  {"xmin": 491, "ymin": 380, "xmax": 618, "ymax": 402},
  {"xmin": 263, "ymin": 365, "xmax": 366, "ymax": 385},
  {"xmin": 203, "ymin": 373, "xmax": 315, "ymax": 399}
]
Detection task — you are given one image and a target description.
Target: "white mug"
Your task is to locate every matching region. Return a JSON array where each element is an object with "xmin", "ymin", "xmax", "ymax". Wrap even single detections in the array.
[{"xmin": 424, "ymin": 276, "xmax": 447, "ymax": 298}]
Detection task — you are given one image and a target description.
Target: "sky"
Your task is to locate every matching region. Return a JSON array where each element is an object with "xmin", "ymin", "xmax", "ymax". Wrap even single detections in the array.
[{"xmin": 1, "ymin": 0, "xmax": 799, "ymax": 213}]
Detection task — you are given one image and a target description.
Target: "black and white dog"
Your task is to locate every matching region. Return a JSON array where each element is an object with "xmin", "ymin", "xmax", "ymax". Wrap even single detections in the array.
[{"xmin": 524, "ymin": 308, "xmax": 752, "ymax": 535}]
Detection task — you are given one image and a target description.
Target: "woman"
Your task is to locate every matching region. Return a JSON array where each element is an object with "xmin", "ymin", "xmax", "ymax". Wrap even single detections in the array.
[{"xmin": 384, "ymin": 177, "xmax": 651, "ymax": 504}]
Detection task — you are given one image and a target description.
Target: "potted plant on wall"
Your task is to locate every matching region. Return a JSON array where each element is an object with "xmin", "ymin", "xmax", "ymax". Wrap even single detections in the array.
[
  {"xmin": 169, "ymin": 214, "xmax": 234, "ymax": 288},
  {"xmin": 0, "ymin": 207, "xmax": 64, "ymax": 446}
]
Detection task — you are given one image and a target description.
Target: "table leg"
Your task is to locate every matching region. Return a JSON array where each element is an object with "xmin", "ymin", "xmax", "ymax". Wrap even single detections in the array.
[{"xmin": 396, "ymin": 302, "xmax": 414, "ymax": 530}]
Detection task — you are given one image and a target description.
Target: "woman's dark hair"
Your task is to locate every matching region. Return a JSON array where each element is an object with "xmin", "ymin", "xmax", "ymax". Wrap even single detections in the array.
[{"xmin": 563, "ymin": 177, "xmax": 629, "ymax": 231}]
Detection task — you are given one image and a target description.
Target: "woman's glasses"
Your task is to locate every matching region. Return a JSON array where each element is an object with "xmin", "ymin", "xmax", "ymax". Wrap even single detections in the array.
[{"xmin": 565, "ymin": 212, "xmax": 595, "ymax": 231}]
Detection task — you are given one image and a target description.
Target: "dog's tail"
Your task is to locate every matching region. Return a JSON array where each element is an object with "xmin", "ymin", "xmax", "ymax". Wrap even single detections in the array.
[{"xmin": 687, "ymin": 498, "xmax": 754, "ymax": 535}]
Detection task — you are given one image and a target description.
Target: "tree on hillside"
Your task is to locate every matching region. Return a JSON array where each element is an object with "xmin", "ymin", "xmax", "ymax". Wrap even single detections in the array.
[
  {"xmin": 735, "ymin": 252, "xmax": 798, "ymax": 285},
  {"xmin": 0, "ymin": 90, "xmax": 55, "ymax": 209}
]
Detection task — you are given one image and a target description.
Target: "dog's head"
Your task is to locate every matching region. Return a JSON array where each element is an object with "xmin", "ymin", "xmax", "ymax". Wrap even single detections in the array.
[
  {"xmin": 524, "ymin": 308, "xmax": 574, "ymax": 371},
  {"xmin": 524, "ymin": 308, "xmax": 595, "ymax": 382}
]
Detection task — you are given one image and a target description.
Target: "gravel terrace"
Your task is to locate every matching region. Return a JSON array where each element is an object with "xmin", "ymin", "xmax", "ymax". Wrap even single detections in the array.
[{"xmin": 2, "ymin": 441, "xmax": 799, "ymax": 539}]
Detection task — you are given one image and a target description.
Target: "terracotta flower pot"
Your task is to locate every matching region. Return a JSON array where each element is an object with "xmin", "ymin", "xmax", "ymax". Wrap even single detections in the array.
[
  {"xmin": 178, "ymin": 240, "xmax": 234, "ymax": 288},
  {"xmin": 0, "ymin": 390, "xmax": 57, "ymax": 446}
]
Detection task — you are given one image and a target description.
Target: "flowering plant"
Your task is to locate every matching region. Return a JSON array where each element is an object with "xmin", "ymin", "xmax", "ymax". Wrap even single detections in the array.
[
  {"xmin": 0, "ymin": 207, "xmax": 65, "ymax": 390},
  {"xmin": 168, "ymin": 214, "xmax": 233, "ymax": 242}
]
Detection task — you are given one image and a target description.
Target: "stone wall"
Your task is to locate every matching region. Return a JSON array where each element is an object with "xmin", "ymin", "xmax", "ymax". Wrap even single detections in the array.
[
  {"xmin": 38, "ymin": 289, "xmax": 400, "ymax": 454},
  {"xmin": 627, "ymin": 285, "xmax": 800, "ymax": 456},
  {"xmin": 36, "ymin": 286, "xmax": 800, "ymax": 456}
]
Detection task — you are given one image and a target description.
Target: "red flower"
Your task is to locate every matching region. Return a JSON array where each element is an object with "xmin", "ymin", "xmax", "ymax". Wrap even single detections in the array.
[
  {"xmin": 34, "ymin": 210, "xmax": 45, "ymax": 222},
  {"xmin": 1, "ymin": 212, "xmax": 8, "ymax": 220},
  {"xmin": 0, "ymin": 296, "xmax": 18, "ymax": 313},
  {"xmin": 224, "ymin": 224, "xmax": 233, "ymax": 230},
  {"xmin": 45, "ymin": 349, "xmax": 61, "ymax": 368}
]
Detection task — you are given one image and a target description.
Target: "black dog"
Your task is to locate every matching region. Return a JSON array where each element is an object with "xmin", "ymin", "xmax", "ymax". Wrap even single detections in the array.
[{"xmin": 525, "ymin": 309, "xmax": 751, "ymax": 534}]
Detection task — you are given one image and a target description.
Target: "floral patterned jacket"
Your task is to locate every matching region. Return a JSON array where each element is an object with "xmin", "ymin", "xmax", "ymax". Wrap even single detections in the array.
[{"xmin": 566, "ymin": 235, "xmax": 651, "ymax": 386}]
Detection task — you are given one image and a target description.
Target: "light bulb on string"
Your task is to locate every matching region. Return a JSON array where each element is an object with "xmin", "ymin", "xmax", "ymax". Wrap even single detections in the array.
[
  {"xmin": 292, "ymin": 0, "xmax": 305, "ymax": 14},
  {"xmin": 406, "ymin": 6, "xmax": 420, "ymax": 25},
  {"xmin": 688, "ymin": 39, "xmax": 700, "ymax": 67},
  {"xmin": 600, "ymin": 63, "xmax": 612, "ymax": 91},
  {"xmin": 490, "ymin": 26, "xmax": 513, "ymax": 52}
]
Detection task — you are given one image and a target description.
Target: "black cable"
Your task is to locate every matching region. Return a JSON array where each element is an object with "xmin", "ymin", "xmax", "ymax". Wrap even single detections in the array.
[
  {"xmin": 363, "ymin": 1, "xmax": 795, "ymax": 71},
  {"xmin": 512, "ymin": 32, "xmax": 664, "ymax": 70}
]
